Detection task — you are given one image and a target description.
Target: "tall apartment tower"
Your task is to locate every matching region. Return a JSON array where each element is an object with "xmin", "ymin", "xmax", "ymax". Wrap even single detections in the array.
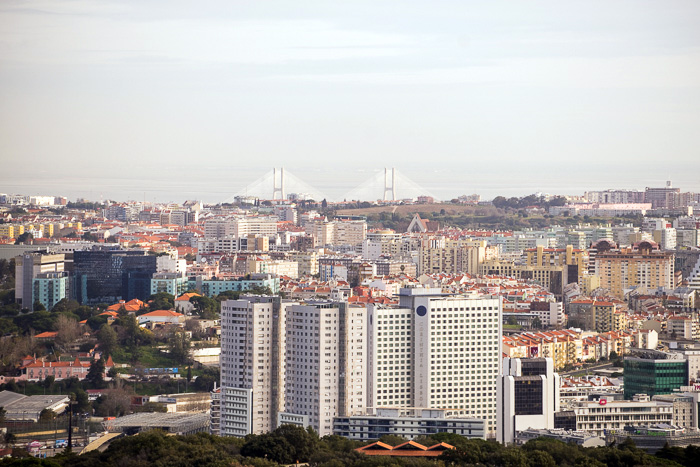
[
  {"xmin": 281, "ymin": 301, "xmax": 367, "ymax": 436},
  {"xmin": 497, "ymin": 357, "xmax": 560, "ymax": 444},
  {"xmin": 368, "ymin": 287, "xmax": 502, "ymax": 436},
  {"xmin": 219, "ymin": 296, "xmax": 292, "ymax": 436},
  {"xmin": 594, "ymin": 241, "xmax": 674, "ymax": 299},
  {"xmin": 218, "ymin": 297, "xmax": 367, "ymax": 437}
]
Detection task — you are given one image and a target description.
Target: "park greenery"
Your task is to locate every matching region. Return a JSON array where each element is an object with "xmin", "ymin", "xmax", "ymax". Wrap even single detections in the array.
[
  {"xmin": 0, "ymin": 282, "xmax": 232, "ymax": 419},
  {"xmin": 0, "ymin": 426, "xmax": 697, "ymax": 466},
  {"xmin": 331, "ymin": 194, "xmax": 644, "ymax": 232}
]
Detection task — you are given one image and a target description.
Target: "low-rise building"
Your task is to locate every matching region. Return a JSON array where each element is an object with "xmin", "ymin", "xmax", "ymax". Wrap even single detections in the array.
[
  {"xmin": 137, "ymin": 309, "xmax": 186, "ymax": 327},
  {"xmin": 515, "ymin": 428, "xmax": 605, "ymax": 447},
  {"xmin": 188, "ymin": 274, "xmax": 280, "ymax": 297},
  {"xmin": 333, "ymin": 408, "xmax": 485, "ymax": 441},
  {"xmin": 607, "ymin": 425, "xmax": 700, "ymax": 453},
  {"xmin": 570, "ymin": 394, "xmax": 673, "ymax": 437}
]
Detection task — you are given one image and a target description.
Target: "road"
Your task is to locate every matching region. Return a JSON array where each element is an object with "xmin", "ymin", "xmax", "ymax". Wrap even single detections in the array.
[{"xmin": 560, "ymin": 362, "xmax": 615, "ymax": 376}]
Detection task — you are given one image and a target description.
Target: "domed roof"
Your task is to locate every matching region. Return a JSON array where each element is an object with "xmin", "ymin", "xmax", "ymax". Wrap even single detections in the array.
[{"xmin": 591, "ymin": 239, "xmax": 617, "ymax": 251}]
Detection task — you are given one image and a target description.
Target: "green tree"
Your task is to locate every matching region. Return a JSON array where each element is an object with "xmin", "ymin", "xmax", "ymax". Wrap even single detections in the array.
[
  {"xmin": 148, "ymin": 292, "xmax": 175, "ymax": 311},
  {"xmin": 51, "ymin": 298, "xmax": 80, "ymax": 314},
  {"xmin": 168, "ymin": 330, "xmax": 191, "ymax": 366},
  {"xmin": 39, "ymin": 408, "xmax": 57, "ymax": 421},
  {"xmin": 3, "ymin": 432, "xmax": 16, "ymax": 446},
  {"xmin": 97, "ymin": 323, "xmax": 118, "ymax": 356},
  {"xmin": 43, "ymin": 375, "xmax": 55, "ymax": 389},
  {"xmin": 192, "ymin": 366, "xmax": 219, "ymax": 392},
  {"xmin": 14, "ymin": 232, "xmax": 34, "ymax": 244},
  {"xmin": 72, "ymin": 388, "xmax": 91, "ymax": 413},
  {"xmin": 190, "ymin": 295, "xmax": 219, "ymax": 319},
  {"xmin": 249, "ymin": 285, "xmax": 273, "ymax": 296},
  {"xmin": 215, "ymin": 290, "xmax": 241, "ymax": 302},
  {"xmin": 86, "ymin": 314, "xmax": 109, "ymax": 331},
  {"xmin": 378, "ymin": 434, "xmax": 407, "ymax": 446},
  {"xmin": 85, "ymin": 358, "xmax": 106, "ymax": 388}
]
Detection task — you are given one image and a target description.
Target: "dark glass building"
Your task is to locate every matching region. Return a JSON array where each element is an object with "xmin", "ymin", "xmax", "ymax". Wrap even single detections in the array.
[
  {"xmin": 73, "ymin": 247, "xmax": 157, "ymax": 304},
  {"xmin": 623, "ymin": 352, "xmax": 688, "ymax": 400},
  {"xmin": 498, "ymin": 357, "xmax": 560, "ymax": 444}
]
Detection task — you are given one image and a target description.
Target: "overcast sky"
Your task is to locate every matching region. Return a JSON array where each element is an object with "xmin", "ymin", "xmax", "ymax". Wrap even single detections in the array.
[{"xmin": 1, "ymin": 0, "xmax": 699, "ymax": 202}]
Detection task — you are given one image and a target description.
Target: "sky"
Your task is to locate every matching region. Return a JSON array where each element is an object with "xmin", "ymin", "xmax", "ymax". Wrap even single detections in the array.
[{"xmin": 1, "ymin": 0, "xmax": 699, "ymax": 203}]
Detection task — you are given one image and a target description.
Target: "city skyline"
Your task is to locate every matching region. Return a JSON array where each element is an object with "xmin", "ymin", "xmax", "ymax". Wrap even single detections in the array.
[
  {"xmin": 2, "ymin": 1, "xmax": 700, "ymax": 203},
  {"xmin": 1, "ymin": 166, "xmax": 696, "ymax": 205}
]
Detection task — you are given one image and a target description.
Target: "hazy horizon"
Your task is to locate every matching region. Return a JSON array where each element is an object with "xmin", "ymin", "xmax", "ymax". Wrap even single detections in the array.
[{"xmin": 2, "ymin": 1, "xmax": 699, "ymax": 203}]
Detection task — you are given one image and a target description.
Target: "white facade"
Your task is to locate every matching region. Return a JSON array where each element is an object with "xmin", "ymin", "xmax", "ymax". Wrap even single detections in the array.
[
  {"xmin": 653, "ymin": 228, "xmax": 677, "ymax": 250},
  {"xmin": 570, "ymin": 395, "xmax": 673, "ymax": 437},
  {"xmin": 668, "ymin": 317, "xmax": 700, "ymax": 341},
  {"xmin": 204, "ymin": 217, "xmax": 277, "ymax": 239},
  {"xmin": 156, "ymin": 255, "xmax": 187, "ymax": 276},
  {"xmin": 284, "ymin": 302, "xmax": 367, "ymax": 436},
  {"xmin": 218, "ymin": 297, "xmax": 366, "ymax": 438},
  {"xmin": 219, "ymin": 297, "xmax": 289, "ymax": 436},
  {"xmin": 368, "ymin": 288, "xmax": 502, "ymax": 437},
  {"xmin": 531, "ymin": 302, "xmax": 565, "ymax": 328},
  {"xmin": 497, "ymin": 357, "xmax": 560, "ymax": 444}
]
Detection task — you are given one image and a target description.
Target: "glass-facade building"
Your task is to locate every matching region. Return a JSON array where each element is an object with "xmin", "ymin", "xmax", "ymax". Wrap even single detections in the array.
[
  {"xmin": 623, "ymin": 357, "xmax": 688, "ymax": 399},
  {"xmin": 73, "ymin": 248, "xmax": 157, "ymax": 304}
]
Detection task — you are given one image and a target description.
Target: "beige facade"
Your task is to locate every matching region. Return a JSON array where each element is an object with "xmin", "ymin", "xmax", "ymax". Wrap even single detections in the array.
[
  {"xmin": 595, "ymin": 243, "xmax": 674, "ymax": 299},
  {"xmin": 419, "ymin": 238, "xmax": 486, "ymax": 275},
  {"xmin": 287, "ymin": 251, "xmax": 319, "ymax": 276}
]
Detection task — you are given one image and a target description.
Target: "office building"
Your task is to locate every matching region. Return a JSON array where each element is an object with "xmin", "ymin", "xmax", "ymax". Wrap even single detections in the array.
[
  {"xmin": 73, "ymin": 248, "xmax": 157, "ymax": 304},
  {"xmin": 624, "ymin": 351, "xmax": 688, "ymax": 399},
  {"xmin": 368, "ymin": 288, "xmax": 502, "ymax": 436},
  {"xmin": 570, "ymin": 394, "xmax": 673, "ymax": 437},
  {"xmin": 497, "ymin": 357, "xmax": 560, "ymax": 444}
]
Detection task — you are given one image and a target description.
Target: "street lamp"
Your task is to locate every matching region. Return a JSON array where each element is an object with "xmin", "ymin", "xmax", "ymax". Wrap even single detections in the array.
[{"xmin": 66, "ymin": 395, "xmax": 77, "ymax": 453}]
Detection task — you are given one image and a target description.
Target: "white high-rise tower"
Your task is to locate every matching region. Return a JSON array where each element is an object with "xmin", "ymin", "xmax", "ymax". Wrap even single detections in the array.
[{"xmin": 368, "ymin": 288, "xmax": 502, "ymax": 436}]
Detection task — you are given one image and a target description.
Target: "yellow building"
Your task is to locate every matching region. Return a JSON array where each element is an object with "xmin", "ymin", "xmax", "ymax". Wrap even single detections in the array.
[
  {"xmin": 525, "ymin": 245, "xmax": 588, "ymax": 282},
  {"xmin": 246, "ymin": 234, "xmax": 269, "ymax": 252},
  {"xmin": 591, "ymin": 301, "xmax": 616, "ymax": 333},
  {"xmin": 0, "ymin": 224, "xmax": 23, "ymax": 238},
  {"xmin": 595, "ymin": 241, "xmax": 674, "ymax": 299},
  {"xmin": 612, "ymin": 312, "xmax": 629, "ymax": 332},
  {"xmin": 579, "ymin": 272, "xmax": 601, "ymax": 295}
]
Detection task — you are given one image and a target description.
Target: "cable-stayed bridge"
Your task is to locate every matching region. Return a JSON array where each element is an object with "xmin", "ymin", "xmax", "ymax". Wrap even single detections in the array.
[{"xmin": 224, "ymin": 168, "xmax": 437, "ymax": 203}]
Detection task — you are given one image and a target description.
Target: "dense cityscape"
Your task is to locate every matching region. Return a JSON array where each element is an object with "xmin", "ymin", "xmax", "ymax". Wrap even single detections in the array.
[
  {"xmin": 3, "ymin": 1, "xmax": 700, "ymax": 466},
  {"xmin": 0, "ymin": 180, "xmax": 699, "ymax": 465}
]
